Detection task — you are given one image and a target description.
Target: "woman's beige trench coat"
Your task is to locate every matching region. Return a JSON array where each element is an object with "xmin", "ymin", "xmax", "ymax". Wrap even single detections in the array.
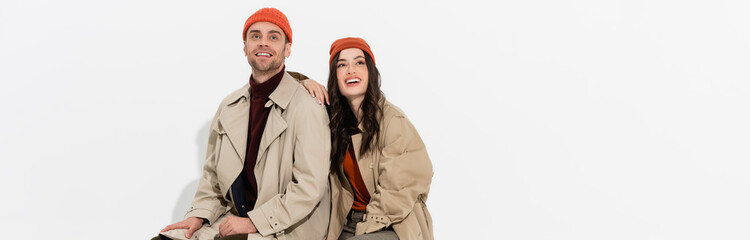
[{"xmin": 326, "ymin": 101, "xmax": 434, "ymax": 240}]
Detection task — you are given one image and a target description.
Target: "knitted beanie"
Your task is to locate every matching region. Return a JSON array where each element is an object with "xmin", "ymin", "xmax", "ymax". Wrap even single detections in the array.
[
  {"xmin": 242, "ymin": 8, "xmax": 292, "ymax": 43},
  {"xmin": 329, "ymin": 37, "xmax": 375, "ymax": 66}
]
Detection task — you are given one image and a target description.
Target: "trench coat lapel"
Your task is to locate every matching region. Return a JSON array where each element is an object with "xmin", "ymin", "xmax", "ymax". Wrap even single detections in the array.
[
  {"xmin": 351, "ymin": 134, "xmax": 362, "ymax": 164},
  {"xmin": 350, "ymin": 130, "xmax": 376, "ymax": 193},
  {"xmin": 257, "ymin": 104, "xmax": 286, "ymax": 162},
  {"xmin": 256, "ymin": 73, "xmax": 296, "ymax": 164},
  {"xmin": 218, "ymin": 84, "xmax": 250, "ymax": 163}
]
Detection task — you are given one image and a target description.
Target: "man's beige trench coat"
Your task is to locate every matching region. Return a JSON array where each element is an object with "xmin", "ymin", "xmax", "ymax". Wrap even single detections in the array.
[
  {"xmin": 165, "ymin": 72, "xmax": 331, "ymax": 240},
  {"xmin": 326, "ymin": 101, "xmax": 434, "ymax": 240}
]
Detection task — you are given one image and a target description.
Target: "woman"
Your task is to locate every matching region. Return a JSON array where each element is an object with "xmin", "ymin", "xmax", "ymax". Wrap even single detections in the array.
[{"xmin": 325, "ymin": 37, "xmax": 434, "ymax": 240}]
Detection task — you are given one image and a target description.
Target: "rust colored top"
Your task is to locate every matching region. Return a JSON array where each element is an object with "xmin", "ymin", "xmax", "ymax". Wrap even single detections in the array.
[{"xmin": 342, "ymin": 140, "xmax": 371, "ymax": 211}]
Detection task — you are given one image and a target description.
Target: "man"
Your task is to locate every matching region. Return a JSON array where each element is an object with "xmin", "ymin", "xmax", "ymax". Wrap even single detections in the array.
[{"xmin": 154, "ymin": 8, "xmax": 331, "ymax": 240}]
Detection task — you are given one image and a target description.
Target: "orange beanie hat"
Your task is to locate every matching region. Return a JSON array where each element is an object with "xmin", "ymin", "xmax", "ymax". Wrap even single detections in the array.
[
  {"xmin": 329, "ymin": 37, "xmax": 375, "ymax": 66},
  {"xmin": 242, "ymin": 8, "xmax": 292, "ymax": 43}
]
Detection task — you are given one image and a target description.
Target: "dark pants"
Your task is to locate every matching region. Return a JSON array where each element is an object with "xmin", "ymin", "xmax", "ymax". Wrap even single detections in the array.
[
  {"xmin": 151, "ymin": 234, "xmax": 247, "ymax": 240},
  {"xmin": 338, "ymin": 210, "xmax": 398, "ymax": 240}
]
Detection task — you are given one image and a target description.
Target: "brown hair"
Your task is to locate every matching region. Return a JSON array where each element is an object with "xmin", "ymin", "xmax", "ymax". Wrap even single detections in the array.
[{"xmin": 327, "ymin": 51, "xmax": 383, "ymax": 176}]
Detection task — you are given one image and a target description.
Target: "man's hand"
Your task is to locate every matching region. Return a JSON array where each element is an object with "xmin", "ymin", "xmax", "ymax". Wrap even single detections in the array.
[
  {"xmin": 301, "ymin": 79, "xmax": 329, "ymax": 106},
  {"xmin": 161, "ymin": 217, "xmax": 204, "ymax": 239},
  {"xmin": 219, "ymin": 215, "xmax": 258, "ymax": 237}
]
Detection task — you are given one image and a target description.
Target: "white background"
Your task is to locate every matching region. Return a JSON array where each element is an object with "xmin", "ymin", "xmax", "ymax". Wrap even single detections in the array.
[{"xmin": 1, "ymin": 0, "xmax": 749, "ymax": 239}]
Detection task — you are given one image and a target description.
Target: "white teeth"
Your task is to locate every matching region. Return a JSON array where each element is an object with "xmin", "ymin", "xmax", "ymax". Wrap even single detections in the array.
[
  {"xmin": 256, "ymin": 53, "xmax": 271, "ymax": 56},
  {"xmin": 346, "ymin": 79, "xmax": 360, "ymax": 84}
]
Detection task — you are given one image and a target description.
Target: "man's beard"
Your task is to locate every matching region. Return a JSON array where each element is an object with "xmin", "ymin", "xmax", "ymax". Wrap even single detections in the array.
[{"xmin": 249, "ymin": 49, "xmax": 285, "ymax": 76}]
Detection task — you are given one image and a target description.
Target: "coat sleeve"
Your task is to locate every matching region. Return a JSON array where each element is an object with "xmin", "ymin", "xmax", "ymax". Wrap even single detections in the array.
[
  {"xmin": 247, "ymin": 101, "xmax": 331, "ymax": 236},
  {"xmin": 356, "ymin": 114, "xmax": 434, "ymax": 235},
  {"xmin": 184, "ymin": 105, "xmax": 227, "ymax": 224}
]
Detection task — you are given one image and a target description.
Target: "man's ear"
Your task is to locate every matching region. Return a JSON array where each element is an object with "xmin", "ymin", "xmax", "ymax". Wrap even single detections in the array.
[
  {"xmin": 243, "ymin": 41, "xmax": 247, "ymax": 56},
  {"xmin": 284, "ymin": 42, "xmax": 292, "ymax": 58}
]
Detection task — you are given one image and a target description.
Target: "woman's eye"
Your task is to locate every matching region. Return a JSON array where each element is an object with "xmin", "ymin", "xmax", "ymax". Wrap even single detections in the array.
[
  {"xmin": 356, "ymin": 61, "xmax": 365, "ymax": 65},
  {"xmin": 337, "ymin": 63, "xmax": 346, "ymax": 68}
]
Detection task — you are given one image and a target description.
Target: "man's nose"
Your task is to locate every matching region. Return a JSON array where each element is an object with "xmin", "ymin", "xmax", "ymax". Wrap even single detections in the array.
[{"xmin": 258, "ymin": 37, "xmax": 269, "ymax": 46}]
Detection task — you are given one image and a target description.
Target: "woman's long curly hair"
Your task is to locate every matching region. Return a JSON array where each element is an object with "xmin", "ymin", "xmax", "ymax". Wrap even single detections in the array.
[{"xmin": 327, "ymin": 51, "xmax": 383, "ymax": 177}]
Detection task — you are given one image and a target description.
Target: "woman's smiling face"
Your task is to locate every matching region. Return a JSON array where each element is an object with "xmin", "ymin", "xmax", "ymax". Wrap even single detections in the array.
[{"xmin": 336, "ymin": 48, "xmax": 369, "ymax": 101}]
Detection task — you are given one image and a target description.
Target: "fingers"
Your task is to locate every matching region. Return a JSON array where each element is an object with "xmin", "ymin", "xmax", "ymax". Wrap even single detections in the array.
[
  {"xmin": 302, "ymin": 79, "xmax": 328, "ymax": 106},
  {"xmin": 161, "ymin": 222, "xmax": 185, "ymax": 232},
  {"xmin": 308, "ymin": 83, "xmax": 322, "ymax": 105},
  {"xmin": 185, "ymin": 223, "xmax": 200, "ymax": 239},
  {"xmin": 161, "ymin": 218, "xmax": 202, "ymax": 238},
  {"xmin": 307, "ymin": 87, "xmax": 316, "ymax": 98},
  {"xmin": 321, "ymin": 88, "xmax": 330, "ymax": 105},
  {"xmin": 219, "ymin": 216, "xmax": 230, "ymax": 237},
  {"xmin": 314, "ymin": 88, "xmax": 325, "ymax": 106},
  {"xmin": 220, "ymin": 225, "xmax": 231, "ymax": 237},
  {"xmin": 315, "ymin": 85, "xmax": 329, "ymax": 106}
]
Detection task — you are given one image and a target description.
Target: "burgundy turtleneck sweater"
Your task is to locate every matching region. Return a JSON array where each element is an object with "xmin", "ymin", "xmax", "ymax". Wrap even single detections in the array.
[{"xmin": 243, "ymin": 66, "xmax": 285, "ymax": 209}]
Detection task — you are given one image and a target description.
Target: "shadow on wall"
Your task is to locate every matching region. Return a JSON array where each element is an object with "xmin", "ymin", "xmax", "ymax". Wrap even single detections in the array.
[{"xmin": 171, "ymin": 120, "xmax": 211, "ymax": 222}]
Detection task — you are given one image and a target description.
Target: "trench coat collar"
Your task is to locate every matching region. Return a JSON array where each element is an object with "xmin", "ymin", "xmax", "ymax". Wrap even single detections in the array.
[
  {"xmin": 220, "ymin": 72, "xmax": 297, "ymax": 109},
  {"xmin": 218, "ymin": 84, "xmax": 250, "ymax": 161},
  {"xmin": 222, "ymin": 71, "xmax": 296, "ymax": 108},
  {"xmin": 216, "ymin": 71, "xmax": 297, "ymax": 162},
  {"xmin": 266, "ymin": 72, "xmax": 297, "ymax": 110},
  {"xmin": 349, "ymin": 98, "xmax": 388, "ymax": 162}
]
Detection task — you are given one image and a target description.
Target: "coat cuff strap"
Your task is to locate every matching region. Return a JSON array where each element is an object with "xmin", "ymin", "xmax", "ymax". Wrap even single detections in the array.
[
  {"xmin": 247, "ymin": 207, "xmax": 284, "ymax": 236},
  {"xmin": 184, "ymin": 207, "xmax": 220, "ymax": 225},
  {"xmin": 355, "ymin": 215, "xmax": 389, "ymax": 235}
]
